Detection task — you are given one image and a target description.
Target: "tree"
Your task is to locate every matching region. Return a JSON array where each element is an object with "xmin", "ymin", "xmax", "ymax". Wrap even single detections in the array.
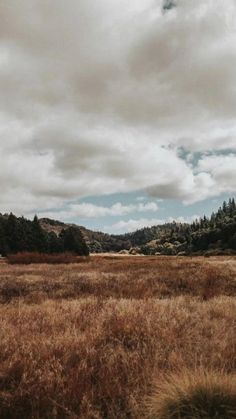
[
  {"xmin": 31, "ymin": 215, "xmax": 47, "ymax": 252},
  {"xmin": 0, "ymin": 218, "xmax": 7, "ymax": 255},
  {"xmin": 222, "ymin": 201, "xmax": 227, "ymax": 214},
  {"xmin": 60, "ymin": 227, "xmax": 89, "ymax": 256},
  {"xmin": 48, "ymin": 232, "xmax": 63, "ymax": 253},
  {"xmin": 5, "ymin": 213, "xmax": 19, "ymax": 253}
]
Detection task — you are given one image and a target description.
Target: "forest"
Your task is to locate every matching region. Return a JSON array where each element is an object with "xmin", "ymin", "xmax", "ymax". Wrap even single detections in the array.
[{"xmin": 0, "ymin": 214, "xmax": 89, "ymax": 256}]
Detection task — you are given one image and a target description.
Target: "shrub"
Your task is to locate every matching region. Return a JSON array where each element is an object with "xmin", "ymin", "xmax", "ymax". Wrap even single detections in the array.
[{"xmin": 146, "ymin": 370, "xmax": 236, "ymax": 418}]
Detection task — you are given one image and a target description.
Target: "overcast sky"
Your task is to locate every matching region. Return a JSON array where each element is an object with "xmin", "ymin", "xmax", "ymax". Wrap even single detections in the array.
[{"xmin": 1, "ymin": 0, "xmax": 236, "ymax": 233}]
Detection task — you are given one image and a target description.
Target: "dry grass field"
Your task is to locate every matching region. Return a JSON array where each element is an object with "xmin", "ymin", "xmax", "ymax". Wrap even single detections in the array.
[{"xmin": 0, "ymin": 255, "xmax": 236, "ymax": 418}]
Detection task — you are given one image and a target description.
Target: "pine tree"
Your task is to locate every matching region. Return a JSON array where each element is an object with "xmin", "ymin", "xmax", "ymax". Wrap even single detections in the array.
[
  {"xmin": 48, "ymin": 232, "xmax": 63, "ymax": 253},
  {"xmin": 0, "ymin": 219, "xmax": 7, "ymax": 255},
  {"xmin": 229, "ymin": 198, "xmax": 236, "ymax": 216},
  {"xmin": 222, "ymin": 201, "xmax": 227, "ymax": 214},
  {"xmin": 5, "ymin": 213, "xmax": 20, "ymax": 253},
  {"xmin": 31, "ymin": 215, "xmax": 47, "ymax": 252},
  {"xmin": 60, "ymin": 227, "xmax": 89, "ymax": 256}
]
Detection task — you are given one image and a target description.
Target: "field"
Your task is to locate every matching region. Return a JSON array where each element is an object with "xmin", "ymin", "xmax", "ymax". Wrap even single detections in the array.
[{"xmin": 0, "ymin": 255, "xmax": 236, "ymax": 418}]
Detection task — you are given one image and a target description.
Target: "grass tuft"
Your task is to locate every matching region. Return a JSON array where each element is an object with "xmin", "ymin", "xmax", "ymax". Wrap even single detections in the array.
[{"xmin": 146, "ymin": 370, "xmax": 236, "ymax": 418}]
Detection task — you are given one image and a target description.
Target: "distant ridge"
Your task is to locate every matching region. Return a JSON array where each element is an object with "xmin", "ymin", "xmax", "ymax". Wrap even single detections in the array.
[
  {"xmin": 1, "ymin": 198, "xmax": 236, "ymax": 256},
  {"xmin": 39, "ymin": 198, "xmax": 236, "ymax": 256}
]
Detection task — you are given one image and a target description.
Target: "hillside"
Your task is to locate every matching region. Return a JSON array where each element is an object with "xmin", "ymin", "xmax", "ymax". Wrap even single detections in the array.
[
  {"xmin": 137, "ymin": 198, "xmax": 236, "ymax": 256},
  {"xmin": 39, "ymin": 218, "xmax": 125, "ymax": 253},
  {"xmin": 0, "ymin": 198, "xmax": 235, "ymax": 256},
  {"xmin": 39, "ymin": 198, "xmax": 236, "ymax": 256}
]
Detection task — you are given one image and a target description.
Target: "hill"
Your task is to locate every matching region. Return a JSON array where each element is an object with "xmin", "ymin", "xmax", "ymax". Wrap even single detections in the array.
[
  {"xmin": 39, "ymin": 198, "xmax": 236, "ymax": 256},
  {"xmin": 0, "ymin": 198, "xmax": 236, "ymax": 256},
  {"xmin": 39, "ymin": 218, "xmax": 126, "ymax": 253}
]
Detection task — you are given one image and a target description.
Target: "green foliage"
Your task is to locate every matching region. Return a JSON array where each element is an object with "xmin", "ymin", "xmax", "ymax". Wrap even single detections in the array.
[
  {"xmin": 60, "ymin": 226, "xmax": 89, "ymax": 256},
  {"xmin": 0, "ymin": 213, "xmax": 89, "ymax": 256}
]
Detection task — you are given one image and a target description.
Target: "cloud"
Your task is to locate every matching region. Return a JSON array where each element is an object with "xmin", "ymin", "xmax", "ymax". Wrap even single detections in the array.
[
  {"xmin": 162, "ymin": 0, "xmax": 177, "ymax": 13},
  {"xmin": 104, "ymin": 218, "xmax": 166, "ymax": 234},
  {"xmin": 0, "ymin": 0, "xmax": 236, "ymax": 216},
  {"xmin": 196, "ymin": 154, "xmax": 236, "ymax": 195},
  {"xmin": 33, "ymin": 201, "xmax": 159, "ymax": 221},
  {"xmin": 104, "ymin": 214, "xmax": 200, "ymax": 234}
]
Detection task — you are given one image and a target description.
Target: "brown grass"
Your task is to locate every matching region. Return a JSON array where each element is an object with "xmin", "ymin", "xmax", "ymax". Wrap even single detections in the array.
[
  {"xmin": 145, "ymin": 370, "xmax": 236, "ymax": 418},
  {"xmin": 0, "ymin": 256, "xmax": 235, "ymax": 418},
  {"xmin": 7, "ymin": 252, "xmax": 89, "ymax": 265}
]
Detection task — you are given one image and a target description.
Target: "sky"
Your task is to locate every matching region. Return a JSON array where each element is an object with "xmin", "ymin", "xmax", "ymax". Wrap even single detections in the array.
[{"xmin": 0, "ymin": 0, "xmax": 236, "ymax": 234}]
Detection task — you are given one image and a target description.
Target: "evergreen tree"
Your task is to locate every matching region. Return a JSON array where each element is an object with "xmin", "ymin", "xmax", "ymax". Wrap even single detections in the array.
[
  {"xmin": 5, "ymin": 213, "xmax": 19, "ymax": 253},
  {"xmin": 31, "ymin": 215, "xmax": 47, "ymax": 252},
  {"xmin": 60, "ymin": 227, "xmax": 89, "ymax": 256},
  {"xmin": 222, "ymin": 201, "xmax": 227, "ymax": 213},
  {"xmin": 0, "ymin": 219, "xmax": 7, "ymax": 255},
  {"xmin": 48, "ymin": 232, "xmax": 63, "ymax": 253}
]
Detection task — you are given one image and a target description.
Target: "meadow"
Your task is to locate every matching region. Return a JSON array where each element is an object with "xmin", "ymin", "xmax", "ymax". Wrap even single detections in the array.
[{"xmin": 0, "ymin": 255, "xmax": 236, "ymax": 418}]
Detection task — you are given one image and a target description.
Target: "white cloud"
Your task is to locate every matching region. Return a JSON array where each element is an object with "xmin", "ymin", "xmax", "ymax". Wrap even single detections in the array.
[
  {"xmin": 104, "ymin": 218, "xmax": 166, "ymax": 234},
  {"xmin": 104, "ymin": 214, "xmax": 201, "ymax": 234},
  {"xmin": 195, "ymin": 154, "xmax": 236, "ymax": 195},
  {"xmin": 137, "ymin": 202, "xmax": 159, "ymax": 212},
  {"xmin": 33, "ymin": 201, "xmax": 159, "ymax": 221},
  {"xmin": 0, "ymin": 0, "xmax": 236, "ymax": 216}
]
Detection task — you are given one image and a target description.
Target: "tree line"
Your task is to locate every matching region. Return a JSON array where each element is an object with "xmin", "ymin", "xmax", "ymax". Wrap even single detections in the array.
[
  {"xmin": 71, "ymin": 198, "xmax": 236, "ymax": 255},
  {"xmin": 0, "ymin": 214, "xmax": 89, "ymax": 256},
  {"xmin": 137, "ymin": 198, "xmax": 236, "ymax": 255},
  {"xmin": 1, "ymin": 198, "xmax": 236, "ymax": 256}
]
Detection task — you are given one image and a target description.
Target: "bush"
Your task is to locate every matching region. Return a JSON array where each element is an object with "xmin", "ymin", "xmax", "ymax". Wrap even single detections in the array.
[
  {"xmin": 146, "ymin": 370, "xmax": 236, "ymax": 418},
  {"xmin": 7, "ymin": 252, "xmax": 89, "ymax": 264}
]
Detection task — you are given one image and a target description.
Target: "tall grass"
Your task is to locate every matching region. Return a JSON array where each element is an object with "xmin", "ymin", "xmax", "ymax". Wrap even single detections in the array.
[
  {"xmin": 0, "ymin": 256, "xmax": 235, "ymax": 417},
  {"xmin": 0, "ymin": 297, "xmax": 236, "ymax": 418},
  {"xmin": 1, "ymin": 256, "xmax": 235, "ymax": 302},
  {"xmin": 7, "ymin": 252, "xmax": 90, "ymax": 265}
]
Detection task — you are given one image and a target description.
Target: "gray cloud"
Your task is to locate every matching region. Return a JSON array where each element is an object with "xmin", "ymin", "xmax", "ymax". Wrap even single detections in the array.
[
  {"xmin": 0, "ymin": 0, "xmax": 236, "ymax": 215},
  {"xmin": 104, "ymin": 214, "xmax": 199, "ymax": 234},
  {"xmin": 162, "ymin": 1, "xmax": 176, "ymax": 13},
  {"xmin": 32, "ymin": 201, "xmax": 159, "ymax": 221}
]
